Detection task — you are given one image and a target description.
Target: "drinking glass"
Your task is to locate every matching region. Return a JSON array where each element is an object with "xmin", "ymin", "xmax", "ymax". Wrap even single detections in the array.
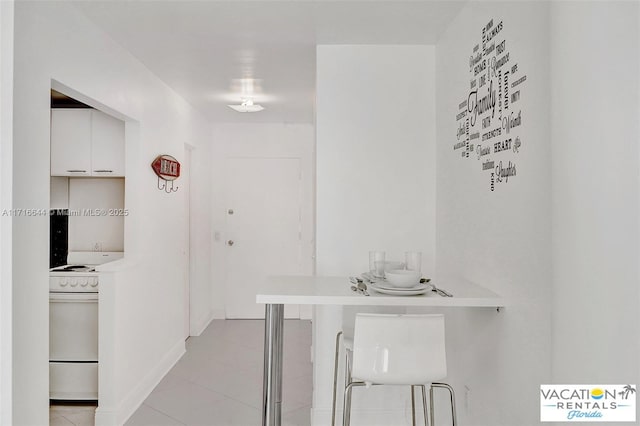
[
  {"xmin": 369, "ymin": 251, "xmax": 386, "ymax": 278},
  {"xmin": 404, "ymin": 251, "xmax": 422, "ymax": 273}
]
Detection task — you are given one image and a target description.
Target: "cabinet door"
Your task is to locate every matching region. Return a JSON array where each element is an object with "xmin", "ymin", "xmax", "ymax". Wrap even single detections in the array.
[
  {"xmin": 91, "ymin": 110, "xmax": 125, "ymax": 177},
  {"xmin": 50, "ymin": 109, "xmax": 92, "ymax": 176}
]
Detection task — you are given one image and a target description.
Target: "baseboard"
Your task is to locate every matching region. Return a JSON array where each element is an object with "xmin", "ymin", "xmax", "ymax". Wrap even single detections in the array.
[
  {"xmin": 190, "ymin": 309, "xmax": 214, "ymax": 336},
  {"xmin": 95, "ymin": 339, "xmax": 185, "ymax": 426}
]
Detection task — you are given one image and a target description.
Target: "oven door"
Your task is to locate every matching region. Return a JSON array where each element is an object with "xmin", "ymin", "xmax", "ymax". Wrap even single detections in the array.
[
  {"xmin": 50, "ymin": 292, "xmax": 99, "ymax": 400},
  {"xmin": 49, "ymin": 292, "xmax": 98, "ymax": 361}
]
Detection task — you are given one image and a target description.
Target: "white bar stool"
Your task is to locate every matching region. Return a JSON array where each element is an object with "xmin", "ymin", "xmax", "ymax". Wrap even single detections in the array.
[{"xmin": 339, "ymin": 313, "xmax": 457, "ymax": 426}]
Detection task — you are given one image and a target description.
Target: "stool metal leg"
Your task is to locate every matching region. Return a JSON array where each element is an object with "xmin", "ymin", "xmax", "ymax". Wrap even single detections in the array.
[
  {"xmin": 429, "ymin": 385, "xmax": 435, "ymax": 426},
  {"xmin": 432, "ymin": 383, "xmax": 457, "ymax": 426},
  {"xmin": 342, "ymin": 351, "xmax": 354, "ymax": 426},
  {"xmin": 331, "ymin": 332, "xmax": 343, "ymax": 426},
  {"xmin": 411, "ymin": 386, "xmax": 417, "ymax": 426},
  {"xmin": 420, "ymin": 385, "xmax": 428, "ymax": 426},
  {"xmin": 343, "ymin": 382, "xmax": 353, "ymax": 426},
  {"xmin": 342, "ymin": 382, "xmax": 365, "ymax": 426}
]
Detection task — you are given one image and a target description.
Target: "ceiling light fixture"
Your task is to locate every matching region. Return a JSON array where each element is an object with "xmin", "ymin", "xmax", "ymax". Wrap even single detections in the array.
[{"xmin": 227, "ymin": 98, "xmax": 264, "ymax": 113}]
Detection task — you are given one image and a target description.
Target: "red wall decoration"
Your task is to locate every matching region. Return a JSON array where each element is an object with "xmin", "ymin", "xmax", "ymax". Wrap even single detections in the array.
[{"xmin": 151, "ymin": 154, "xmax": 180, "ymax": 193}]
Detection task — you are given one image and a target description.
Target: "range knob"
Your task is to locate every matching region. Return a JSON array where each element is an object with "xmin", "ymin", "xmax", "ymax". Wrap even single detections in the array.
[
  {"xmin": 59, "ymin": 278, "xmax": 68, "ymax": 287},
  {"xmin": 80, "ymin": 278, "xmax": 89, "ymax": 287},
  {"xmin": 70, "ymin": 278, "xmax": 78, "ymax": 287},
  {"xmin": 89, "ymin": 278, "xmax": 98, "ymax": 288}
]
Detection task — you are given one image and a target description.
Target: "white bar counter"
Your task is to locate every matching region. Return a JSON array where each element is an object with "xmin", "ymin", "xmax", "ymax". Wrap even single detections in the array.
[
  {"xmin": 257, "ymin": 276, "xmax": 503, "ymax": 426},
  {"xmin": 257, "ymin": 275, "xmax": 504, "ymax": 308}
]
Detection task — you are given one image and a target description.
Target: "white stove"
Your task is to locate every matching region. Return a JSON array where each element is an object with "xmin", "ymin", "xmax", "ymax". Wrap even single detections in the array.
[
  {"xmin": 49, "ymin": 251, "xmax": 123, "ymax": 292},
  {"xmin": 49, "ymin": 251, "xmax": 123, "ymax": 400}
]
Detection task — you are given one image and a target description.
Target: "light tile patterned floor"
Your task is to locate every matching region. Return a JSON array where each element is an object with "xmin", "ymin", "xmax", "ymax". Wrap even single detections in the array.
[
  {"xmin": 50, "ymin": 402, "xmax": 98, "ymax": 426},
  {"xmin": 50, "ymin": 319, "xmax": 312, "ymax": 426}
]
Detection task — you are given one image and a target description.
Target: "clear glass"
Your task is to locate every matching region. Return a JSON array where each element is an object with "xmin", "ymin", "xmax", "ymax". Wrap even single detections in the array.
[
  {"xmin": 404, "ymin": 251, "xmax": 422, "ymax": 273},
  {"xmin": 369, "ymin": 251, "xmax": 386, "ymax": 277}
]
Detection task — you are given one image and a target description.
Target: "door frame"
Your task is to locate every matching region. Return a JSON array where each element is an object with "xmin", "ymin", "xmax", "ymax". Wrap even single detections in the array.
[{"xmin": 184, "ymin": 143, "xmax": 194, "ymax": 338}]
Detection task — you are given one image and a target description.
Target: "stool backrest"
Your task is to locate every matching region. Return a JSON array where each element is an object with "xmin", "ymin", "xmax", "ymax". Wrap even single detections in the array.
[{"xmin": 351, "ymin": 313, "xmax": 447, "ymax": 385}]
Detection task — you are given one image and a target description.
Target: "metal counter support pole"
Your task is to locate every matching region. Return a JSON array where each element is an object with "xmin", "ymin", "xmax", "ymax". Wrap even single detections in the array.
[{"xmin": 262, "ymin": 304, "xmax": 284, "ymax": 426}]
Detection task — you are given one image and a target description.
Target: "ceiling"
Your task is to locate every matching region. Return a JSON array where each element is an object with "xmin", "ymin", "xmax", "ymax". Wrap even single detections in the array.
[{"xmin": 73, "ymin": 1, "xmax": 467, "ymax": 123}]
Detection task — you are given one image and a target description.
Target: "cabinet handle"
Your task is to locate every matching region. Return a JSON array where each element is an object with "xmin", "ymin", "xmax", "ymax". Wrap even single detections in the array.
[
  {"xmin": 93, "ymin": 170, "xmax": 113, "ymax": 173},
  {"xmin": 67, "ymin": 170, "xmax": 87, "ymax": 173}
]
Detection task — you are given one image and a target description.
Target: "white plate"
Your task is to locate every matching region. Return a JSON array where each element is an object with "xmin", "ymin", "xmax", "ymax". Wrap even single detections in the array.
[
  {"xmin": 368, "ymin": 282, "xmax": 431, "ymax": 296},
  {"xmin": 362, "ymin": 273, "xmax": 429, "ymax": 289},
  {"xmin": 373, "ymin": 282, "xmax": 429, "ymax": 292},
  {"xmin": 361, "ymin": 272, "xmax": 381, "ymax": 282}
]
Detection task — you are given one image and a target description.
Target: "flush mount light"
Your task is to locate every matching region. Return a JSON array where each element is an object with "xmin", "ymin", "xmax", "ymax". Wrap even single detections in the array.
[{"xmin": 227, "ymin": 98, "xmax": 264, "ymax": 113}]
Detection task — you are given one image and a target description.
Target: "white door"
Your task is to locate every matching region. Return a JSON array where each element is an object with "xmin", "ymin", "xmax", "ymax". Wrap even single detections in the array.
[{"xmin": 225, "ymin": 157, "xmax": 303, "ymax": 319}]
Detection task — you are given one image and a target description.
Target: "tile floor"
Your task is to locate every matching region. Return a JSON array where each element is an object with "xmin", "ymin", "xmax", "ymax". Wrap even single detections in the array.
[
  {"xmin": 50, "ymin": 319, "xmax": 313, "ymax": 426},
  {"xmin": 50, "ymin": 401, "xmax": 98, "ymax": 426}
]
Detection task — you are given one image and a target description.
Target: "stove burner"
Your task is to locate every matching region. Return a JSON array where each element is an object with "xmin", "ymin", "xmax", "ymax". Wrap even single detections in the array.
[{"xmin": 52, "ymin": 265, "xmax": 96, "ymax": 272}]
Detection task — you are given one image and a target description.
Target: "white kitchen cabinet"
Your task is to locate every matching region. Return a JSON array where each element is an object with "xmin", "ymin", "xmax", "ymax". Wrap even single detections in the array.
[
  {"xmin": 51, "ymin": 109, "xmax": 92, "ymax": 176},
  {"xmin": 50, "ymin": 109, "xmax": 125, "ymax": 177},
  {"xmin": 91, "ymin": 110, "xmax": 125, "ymax": 176}
]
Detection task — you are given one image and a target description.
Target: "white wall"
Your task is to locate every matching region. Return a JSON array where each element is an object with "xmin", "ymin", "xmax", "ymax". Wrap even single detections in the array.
[
  {"xmin": 12, "ymin": 2, "xmax": 211, "ymax": 424},
  {"xmin": 0, "ymin": 0, "xmax": 14, "ymax": 424},
  {"xmin": 550, "ymin": 2, "xmax": 639, "ymax": 385},
  {"xmin": 435, "ymin": 2, "xmax": 551, "ymax": 424},
  {"xmin": 314, "ymin": 45, "xmax": 435, "ymax": 425},
  {"xmin": 316, "ymin": 45, "xmax": 436, "ymax": 277},
  {"xmin": 68, "ymin": 178, "xmax": 125, "ymax": 252},
  {"xmin": 210, "ymin": 123, "xmax": 315, "ymax": 319}
]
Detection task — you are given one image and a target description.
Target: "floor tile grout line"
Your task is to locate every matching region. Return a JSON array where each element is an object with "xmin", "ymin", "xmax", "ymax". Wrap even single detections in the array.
[
  {"xmin": 60, "ymin": 414, "xmax": 78, "ymax": 426},
  {"xmin": 141, "ymin": 403, "xmax": 188, "ymax": 425},
  {"xmin": 193, "ymin": 388, "xmax": 265, "ymax": 416},
  {"xmin": 185, "ymin": 374, "xmax": 312, "ymax": 415}
]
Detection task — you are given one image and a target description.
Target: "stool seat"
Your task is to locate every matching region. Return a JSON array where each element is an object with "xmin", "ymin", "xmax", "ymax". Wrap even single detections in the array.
[{"xmin": 334, "ymin": 313, "xmax": 457, "ymax": 426}]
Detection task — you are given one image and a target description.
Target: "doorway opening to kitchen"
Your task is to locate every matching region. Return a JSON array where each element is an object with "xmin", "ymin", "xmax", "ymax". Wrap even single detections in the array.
[{"xmin": 49, "ymin": 84, "xmax": 128, "ymax": 421}]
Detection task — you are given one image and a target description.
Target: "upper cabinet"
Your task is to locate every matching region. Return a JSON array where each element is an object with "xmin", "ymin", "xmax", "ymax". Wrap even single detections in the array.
[
  {"xmin": 51, "ymin": 109, "xmax": 92, "ymax": 176},
  {"xmin": 51, "ymin": 109, "xmax": 125, "ymax": 177},
  {"xmin": 91, "ymin": 110, "xmax": 125, "ymax": 176}
]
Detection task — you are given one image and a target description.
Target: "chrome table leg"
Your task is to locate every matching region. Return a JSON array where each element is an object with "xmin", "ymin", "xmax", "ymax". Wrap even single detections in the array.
[{"xmin": 262, "ymin": 304, "xmax": 284, "ymax": 426}]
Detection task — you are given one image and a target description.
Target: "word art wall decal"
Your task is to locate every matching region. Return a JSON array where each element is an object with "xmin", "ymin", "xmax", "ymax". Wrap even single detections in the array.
[{"xmin": 453, "ymin": 18, "xmax": 527, "ymax": 191}]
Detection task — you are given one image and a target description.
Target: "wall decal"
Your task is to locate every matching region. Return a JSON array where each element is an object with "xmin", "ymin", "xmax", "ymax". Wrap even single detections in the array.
[{"xmin": 454, "ymin": 18, "xmax": 527, "ymax": 191}]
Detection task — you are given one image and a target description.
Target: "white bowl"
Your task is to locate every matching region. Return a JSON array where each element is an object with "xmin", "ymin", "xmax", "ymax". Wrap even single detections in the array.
[
  {"xmin": 383, "ymin": 261, "xmax": 405, "ymax": 272},
  {"xmin": 384, "ymin": 269, "xmax": 421, "ymax": 288},
  {"xmin": 373, "ymin": 261, "xmax": 406, "ymax": 277}
]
